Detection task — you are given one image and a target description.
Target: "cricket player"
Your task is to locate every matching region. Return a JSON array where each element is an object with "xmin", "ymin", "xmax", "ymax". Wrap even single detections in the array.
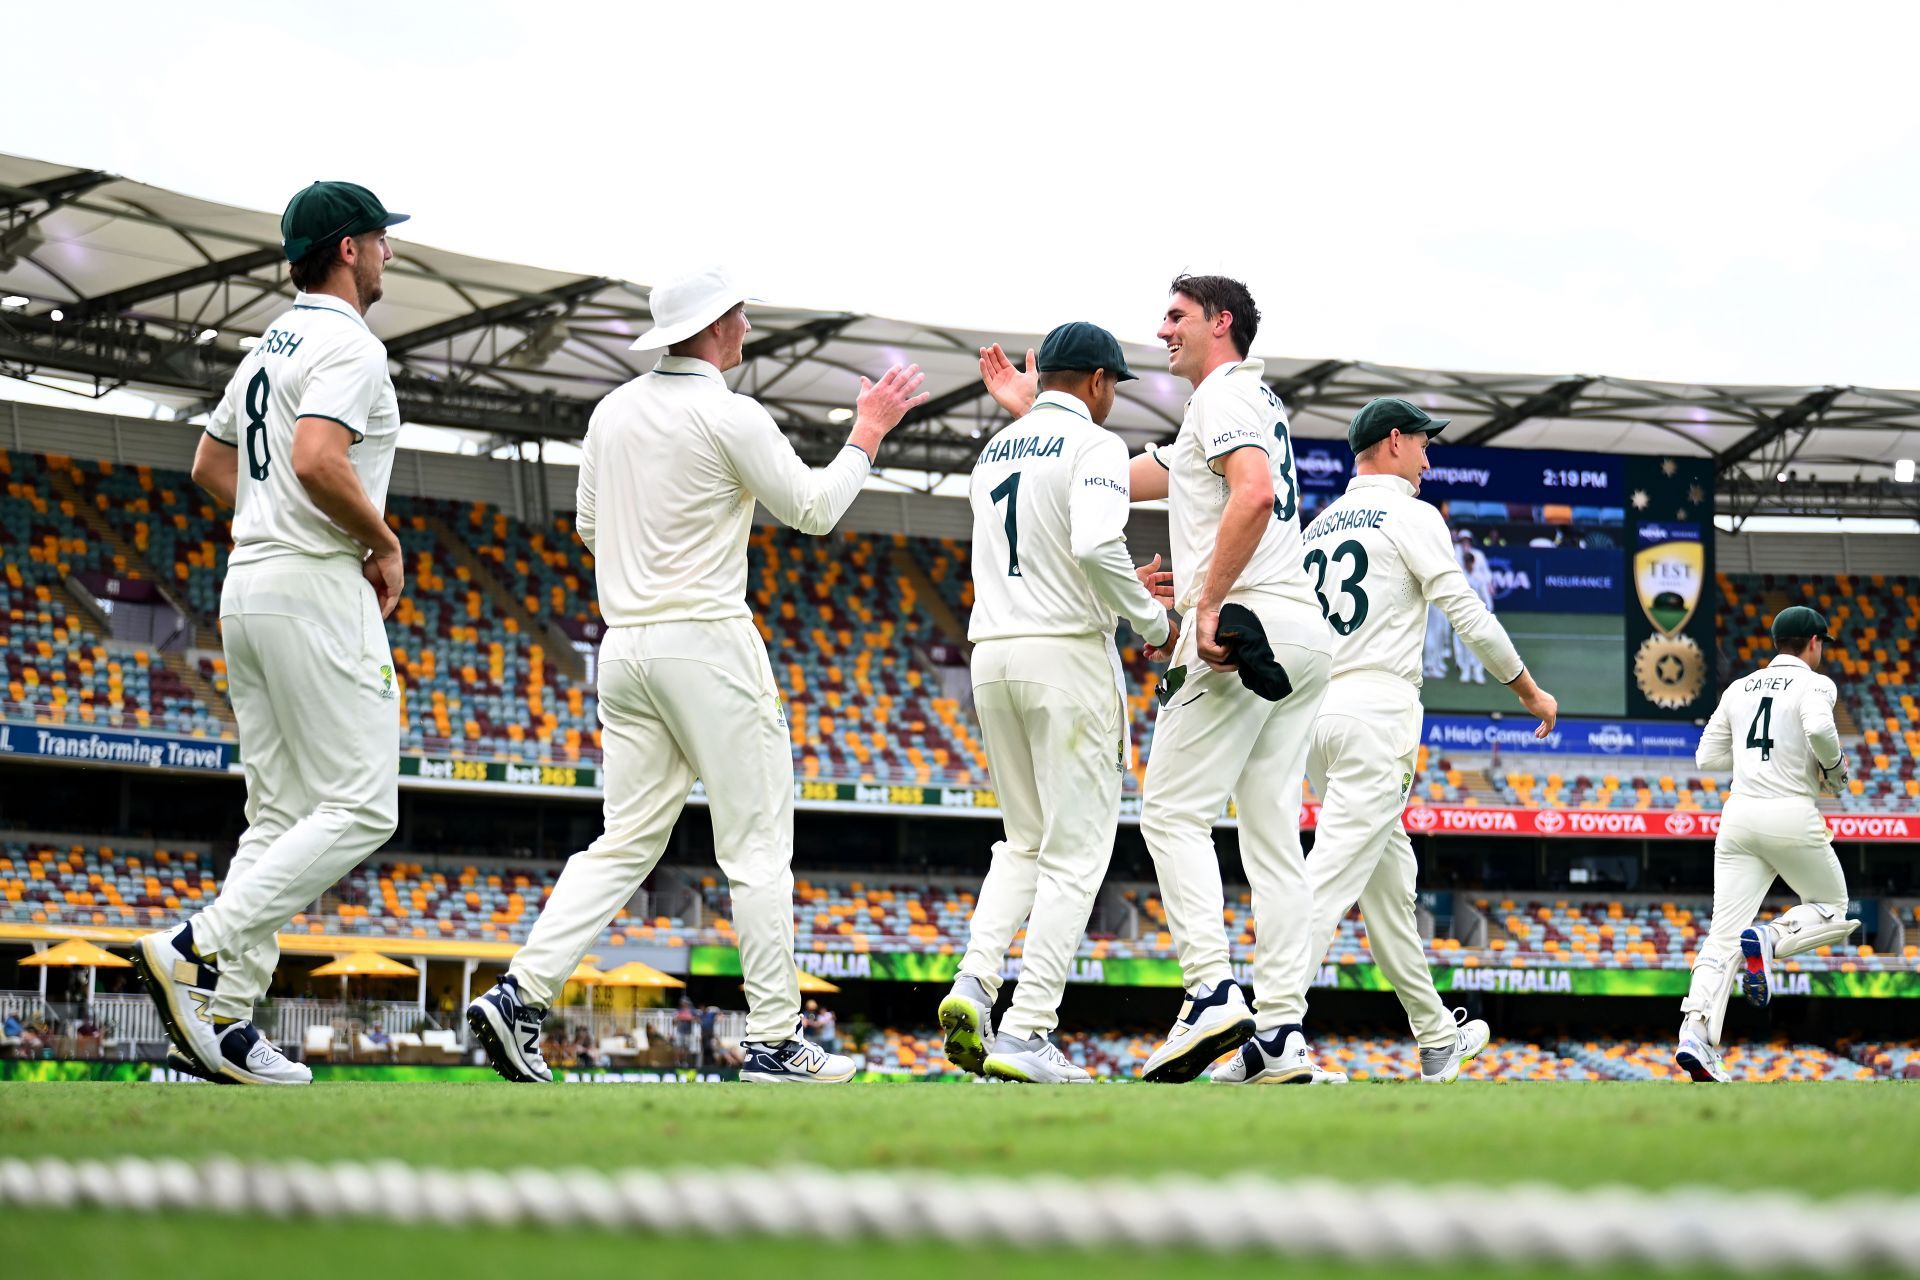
[
  {"xmin": 936, "ymin": 323, "xmax": 1173, "ymax": 1085},
  {"xmin": 468, "ymin": 267, "xmax": 928, "ymax": 1085},
  {"xmin": 1246, "ymin": 398, "xmax": 1558, "ymax": 1085},
  {"xmin": 988, "ymin": 275, "xmax": 1336, "ymax": 1083},
  {"xmin": 1677, "ymin": 605, "xmax": 1857, "ymax": 1082},
  {"xmin": 1451, "ymin": 531, "xmax": 1495, "ymax": 683},
  {"xmin": 133, "ymin": 181, "xmax": 410, "ymax": 1084}
]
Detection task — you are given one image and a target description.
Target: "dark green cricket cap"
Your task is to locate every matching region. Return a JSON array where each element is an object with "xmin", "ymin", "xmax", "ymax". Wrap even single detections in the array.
[
  {"xmin": 1037, "ymin": 321, "xmax": 1137, "ymax": 382},
  {"xmin": 1772, "ymin": 605, "xmax": 1836, "ymax": 642},
  {"xmin": 1347, "ymin": 397, "xmax": 1449, "ymax": 454},
  {"xmin": 281, "ymin": 181, "xmax": 409, "ymax": 263}
]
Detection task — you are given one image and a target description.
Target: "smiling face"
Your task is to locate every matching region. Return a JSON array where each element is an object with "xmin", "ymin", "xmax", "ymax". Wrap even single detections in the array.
[{"xmin": 1156, "ymin": 290, "xmax": 1240, "ymax": 387}]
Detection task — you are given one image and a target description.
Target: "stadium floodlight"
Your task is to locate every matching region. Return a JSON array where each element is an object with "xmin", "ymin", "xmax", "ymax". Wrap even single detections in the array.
[
  {"xmin": 49, "ymin": 308, "xmax": 63, "ymax": 322},
  {"xmin": 1897, "ymin": 458, "xmax": 1916, "ymax": 484},
  {"xmin": 197, "ymin": 328, "xmax": 219, "ymax": 344},
  {"xmin": 238, "ymin": 335, "xmax": 260, "ymax": 350},
  {"xmin": 0, "ymin": 295, "xmax": 26, "ymax": 309},
  {"xmin": 828, "ymin": 408, "xmax": 854, "ymax": 424},
  {"xmin": 1776, "ymin": 471, "xmax": 1788, "ymax": 483}
]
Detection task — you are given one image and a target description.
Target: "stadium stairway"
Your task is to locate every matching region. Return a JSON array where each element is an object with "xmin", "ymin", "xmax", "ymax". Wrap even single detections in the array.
[{"xmin": 889, "ymin": 545, "xmax": 969, "ymax": 646}]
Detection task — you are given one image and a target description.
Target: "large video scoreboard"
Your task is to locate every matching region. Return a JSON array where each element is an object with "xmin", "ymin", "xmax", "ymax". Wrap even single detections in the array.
[{"xmin": 1295, "ymin": 439, "xmax": 1716, "ymax": 720}]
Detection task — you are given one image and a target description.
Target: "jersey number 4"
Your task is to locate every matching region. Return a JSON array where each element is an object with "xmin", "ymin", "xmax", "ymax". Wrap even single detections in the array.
[
  {"xmin": 245, "ymin": 369, "xmax": 273, "ymax": 481},
  {"xmin": 1745, "ymin": 695, "xmax": 1775, "ymax": 762},
  {"xmin": 1304, "ymin": 538, "xmax": 1370, "ymax": 635}
]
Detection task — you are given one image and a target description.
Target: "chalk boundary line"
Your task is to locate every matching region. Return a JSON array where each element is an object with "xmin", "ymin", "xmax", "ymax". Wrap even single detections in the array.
[{"xmin": 3, "ymin": 1154, "xmax": 1918, "ymax": 1271}]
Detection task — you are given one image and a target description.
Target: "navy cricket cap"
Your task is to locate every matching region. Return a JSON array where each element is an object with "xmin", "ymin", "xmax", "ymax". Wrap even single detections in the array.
[
  {"xmin": 1037, "ymin": 321, "xmax": 1137, "ymax": 382},
  {"xmin": 281, "ymin": 181, "xmax": 409, "ymax": 263},
  {"xmin": 1772, "ymin": 605, "xmax": 1836, "ymax": 642},
  {"xmin": 1347, "ymin": 397, "xmax": 1449, "ymax": 454}
]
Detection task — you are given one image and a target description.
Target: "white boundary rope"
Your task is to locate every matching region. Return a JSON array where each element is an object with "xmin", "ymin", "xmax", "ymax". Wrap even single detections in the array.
[{"xmin": 2, "ymin": 1154, "xmax": 1915, "ymax": 1271}]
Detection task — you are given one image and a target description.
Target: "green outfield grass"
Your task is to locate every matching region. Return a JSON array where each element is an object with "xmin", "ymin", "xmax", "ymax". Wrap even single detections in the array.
[
  {"xmin": 1423, "ymin": 611, "xmax": 1626, "ymax": 716},
  {"xmin": 6, "ymin": 1081, "xmax": 1916, "ymax": 1279}
]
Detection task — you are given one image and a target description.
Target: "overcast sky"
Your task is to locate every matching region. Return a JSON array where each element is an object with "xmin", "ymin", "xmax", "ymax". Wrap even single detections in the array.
[{"xmin": 10, "ymin": 1, "xmax": 1920, "ymax": 390}]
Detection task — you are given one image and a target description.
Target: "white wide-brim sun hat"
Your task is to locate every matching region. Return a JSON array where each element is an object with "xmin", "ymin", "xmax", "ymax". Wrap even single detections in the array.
[{"xmin": 629, "ymin": 266, "xmax": 756, "ymax": 351}]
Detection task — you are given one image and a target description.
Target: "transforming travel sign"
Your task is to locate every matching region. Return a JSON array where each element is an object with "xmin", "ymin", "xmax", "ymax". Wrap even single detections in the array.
[{"xmin": 687, "ymin": 947, "xmax": 1920, "ymax": 999}]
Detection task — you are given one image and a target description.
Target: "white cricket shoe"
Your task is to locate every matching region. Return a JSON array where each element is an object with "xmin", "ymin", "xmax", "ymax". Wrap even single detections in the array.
[
  {"xmin": 741, "ymin": 1022, "xmax": 855, "ymax": 1084},
  {"xmin": 1739, "ymin": 924, "xmax": 1775, "ymax": 1008},
  {"xmin": 1141, "ymin": 980, "xmax": 1256, "ymax": 1083},
  {"xmin": 983, "ymin": 1031, "xmax": 1092, "ymax": 1085},
  {"xmin": 467, "ymin": 974, "xmax": 553, "ymax": 1084},
  {"xmin": 1209, "ymin": 1025, "xmax": 1348, "ymax": 1085},
  {"xmin": 131, "ymin": 921, "xmax": 225, "ymax": 1075},
  {"xmin": 937, "ymin": 975, "xmax": 995, "ymax": 1077},
  {"xmin": 214, "ymin": 1021, "xmax": 312, "ymax": 1085},
  {"xmin": 1676, "ymin": 1033, "xmax": 1731, "ymax": 1083},
  {"xmin": 1420, "ymin": 1009, "xmax": 1491, "ymax": 1084}
]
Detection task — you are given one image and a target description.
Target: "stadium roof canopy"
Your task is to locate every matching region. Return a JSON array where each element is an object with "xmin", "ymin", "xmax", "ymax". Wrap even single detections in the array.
[{"xmin": 2, "ymin": 152, "xmax": 1916, "ymax": 522}]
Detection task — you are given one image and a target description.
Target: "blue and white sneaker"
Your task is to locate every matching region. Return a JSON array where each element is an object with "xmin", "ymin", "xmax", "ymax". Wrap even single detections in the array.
[
  {"xmin": 467, "ymin": 974, "xmax": 552, "ymax": 1083},
  {"xmin": 131, "ymin": 921, "xmax": 224, "ymax": 1075},
  {"xmin": 1141, "ymin": 980, "xmax": 1256, "ymax": 1083},
  {"xmin": 214, "ymin": 1020, "xmax": 311, "ymax": 1085},
  {"xmin": 937, "ymin": 975, "xmax": 995, "ymax": 1077},
  {"xmin": 164, "ymin": 1046, "xmax": 232, "ymax": 1083},
  {"xmin": 740, "ymin": 1022, "xmax": 855, "ymax": 1084},
  {"xmin": 1209, "ymin": 1024, "xmax": 1348, "ymax": 1085},
  {"xmin": 1676, "ymin": 1033, "xmax": 1731, "ymax": 1083},
  {"xmin": 1740, "ymin": 925, "xmax": 1775, "ymax": 1008}
]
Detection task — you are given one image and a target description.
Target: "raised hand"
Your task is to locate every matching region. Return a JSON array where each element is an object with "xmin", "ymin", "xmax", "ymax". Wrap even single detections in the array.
[
  {"xmin": 978, "ymin": 343, "xmax": 1038, "ymax": 419},
  {"xmin": 848, "ymin": 363, "xmax": 930, "ymax": 457},
  {"xmin": 1134, "ymin": 553, "xmax": 1175, "ymax": 607}
]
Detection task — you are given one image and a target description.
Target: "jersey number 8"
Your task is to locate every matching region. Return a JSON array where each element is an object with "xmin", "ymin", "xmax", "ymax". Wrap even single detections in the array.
[{"xmin": 244, "ymin": 370, "xmax": 273, "ymax": 482}]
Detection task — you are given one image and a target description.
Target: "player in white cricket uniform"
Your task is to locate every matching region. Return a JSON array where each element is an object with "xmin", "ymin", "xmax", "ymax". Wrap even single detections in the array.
[
  {"xmin": 133, "ymin": 181, "xmax": 410, "ymax": 1085},
  {"xmin": 1125, "ymin": 276, "xmax": 1336, "ymax": 1083},
  {"xmin": 1238, "ymin": 398, "xmax": 1558, "ymax": 1085},
  {"xmin": 936, "ymin": 323, "xmax": 1173, "ymax": 1085},
  {"xmin": 467, "ymin": 267, "xmax": 927, "ymax": 1085},
  {"xmin": 1451, "ymin": 531, "xmax": 1495, "ymax": 683},
  {"xmin": 1676, "ymin": 605, "xmax": 1857, "ymax": 1082}
]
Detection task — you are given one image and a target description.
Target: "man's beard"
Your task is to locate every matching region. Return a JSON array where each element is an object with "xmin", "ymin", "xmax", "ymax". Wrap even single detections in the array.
[{"xmin": 354, "ymin": 260, "xmax": 384, "ymax": 308}]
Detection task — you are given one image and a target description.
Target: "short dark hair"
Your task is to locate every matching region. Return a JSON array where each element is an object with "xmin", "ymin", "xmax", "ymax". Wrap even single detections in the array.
[
  {"xmin": 1038, "ymin": 369, "xmax": 1103, "ymax": 391},
  {"xmin": 1773, "ymin": 635, "xmax": 1815, "ymax": 658},
  {"xmin": 1169, "ymin": 273, "xmax": 1260, "ymax": 356},
  {"xmin": 289, "ymin": 239, "xmax": 346, "ymax": 292}
]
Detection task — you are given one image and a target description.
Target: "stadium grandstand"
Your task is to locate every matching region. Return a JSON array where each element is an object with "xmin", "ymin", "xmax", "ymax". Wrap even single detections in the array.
[{"xmin": 3, "ymin": 152, "xmax": 1919, "ymax": 1082}]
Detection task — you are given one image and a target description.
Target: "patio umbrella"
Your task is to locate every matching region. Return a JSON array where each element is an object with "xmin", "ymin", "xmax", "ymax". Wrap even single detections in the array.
[
  {"xmin": 599, "ymin": 961, "xmax": 685, "ymax": 989},
  {"xmin": 310, "ymin": 952, "xmax": 418, "ymax": 978},
  {"xmin": 20, "ymin": 937, "xmax": 131, "ymax": 1002},
  {"xmin": 566, "ymin": 960, "xmax": 609, "ymax": 987},
  {"xmin": 796, "ymin": 969, "xmax": 841, "ymax": 994}
]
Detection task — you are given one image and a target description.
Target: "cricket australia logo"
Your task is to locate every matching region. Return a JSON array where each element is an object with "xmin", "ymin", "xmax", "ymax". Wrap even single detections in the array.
[
  {"xmin": 1400, "ymin": 771, "xmax": 1413, "ymax": 800},
  {"xmin": 378, "ymin": 663, "xmax": 396, "ymax": 701}
]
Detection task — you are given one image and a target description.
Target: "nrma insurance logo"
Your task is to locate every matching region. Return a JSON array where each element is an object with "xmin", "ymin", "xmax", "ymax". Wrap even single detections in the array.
[{"xmin": 1590, "ymin": 724, "xmax": 1633, "ymax": 755}]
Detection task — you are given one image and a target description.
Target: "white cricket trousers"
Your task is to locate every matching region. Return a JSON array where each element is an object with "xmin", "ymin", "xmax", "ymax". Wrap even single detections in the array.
[
  {"xmin": 192, "ymin": 556, "xmax": 400, "ymax": 1021},
  {"xmin": 1266, "ymin": 679, "xmax": 1452, "ymax": 1049},
  {"xmin": 958, "ymin": 635, "xmax": 1125, "ymax": 1039},
  {"xmin": 1682, "ymin": 795, "xmax": 1852, "ymax": 1043},
  {"xmin": 1140, "ymin": 595, "xmax": 1331, "ymax": 1033},
  {"xmin": 509, "ymin": 617, "xmax": 800, "ymax": 1043}
]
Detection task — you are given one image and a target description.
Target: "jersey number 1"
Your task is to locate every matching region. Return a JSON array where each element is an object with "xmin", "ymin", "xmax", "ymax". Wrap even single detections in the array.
[
  {"xmin": 990, "ymin": 472, "xmax": 1022, "ymax": 577},
  {"xmin": 1745, "ymin": 696, "xmax": 1775, "ymax": 762},
  {"xmin": 245, "ymin": 369, "xmax": 272, "ymax": 481}
]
